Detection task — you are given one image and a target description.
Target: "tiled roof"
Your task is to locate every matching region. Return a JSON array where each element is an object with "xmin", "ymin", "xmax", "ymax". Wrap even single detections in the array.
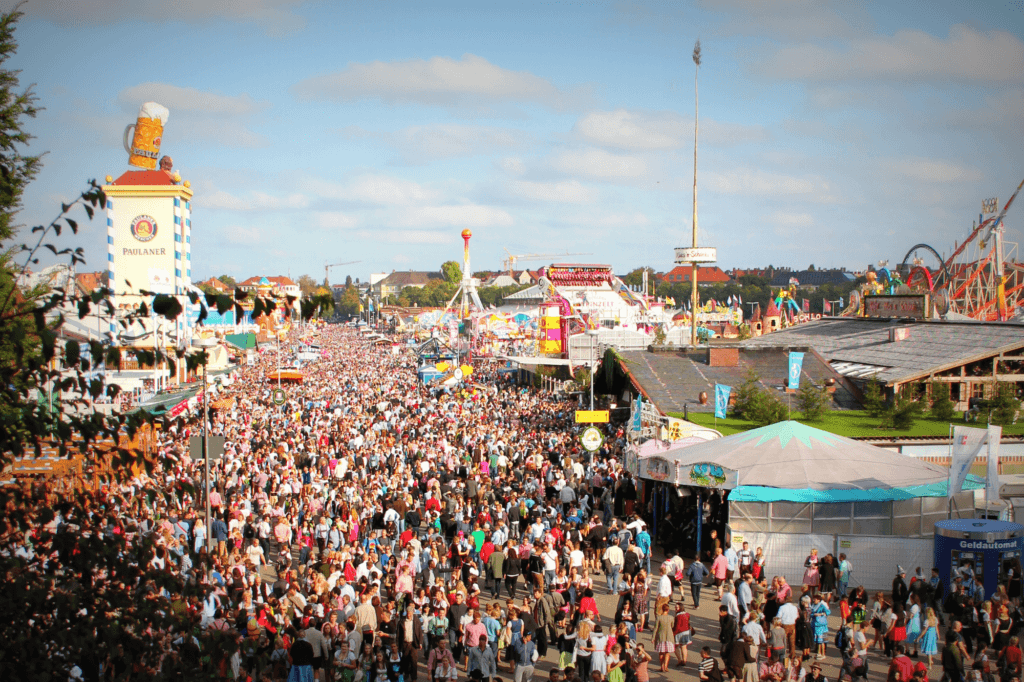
[
  {"xmin": 742, "ymin": 318, "xmax": 1024, "ymax": 385},
  {"xmin": 660, "ymin": 265, "xmax": 731, "ymax": 283},
  {"xmin": 75, "ymin": 271, "xmax": 106, "ymax": 293},
  {"xmin": 110, "ymin": 170, "xmax": 177, "ymax": 186},
  {"xmin": 620, "ymin": 348, "xmax": 859, "ymax": 414},
  {"xmin": 380, "ymin": 271, "xmax": 442, "ymax": 287}
]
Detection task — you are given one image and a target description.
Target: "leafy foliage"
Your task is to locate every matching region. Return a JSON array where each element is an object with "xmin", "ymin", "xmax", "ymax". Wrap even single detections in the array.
[
  {"xmin": 731, "ymin": 369, "xmax": 788, "ymax": 425},
  {"xmin": 991, "ymin": 383, "xmax": 1022, "ymax": 426},
  {"xmin": 862, "ymin": 379, "xmax": 886, "ymax": 417},
  {"xmin": 880, "ymin": 388, "xmax": 925, "ymax": 430},
  {"xmin": 929, "ymin": 381, "xmax": 957, "ymax": 421},
  {"xmin": 796, "ymin": 382, "xmax": 832, "ymax": 421},
  {"xmin": 441, "ymin": 259, "xmax": 462, "ymax": 286}
]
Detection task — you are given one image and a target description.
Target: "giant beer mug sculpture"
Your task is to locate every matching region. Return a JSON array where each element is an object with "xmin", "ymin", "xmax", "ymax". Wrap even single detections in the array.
[{"xmin": 123, "ymin": 102, "xmax": 169, "ymax": 169}]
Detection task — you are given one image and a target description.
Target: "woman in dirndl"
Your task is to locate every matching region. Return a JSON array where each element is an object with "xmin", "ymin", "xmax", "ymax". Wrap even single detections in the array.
[
  {"xmin": 651, "ymin": 602, "xmax": 676, "ymax": 672},
  {"xmin": 803, "ymin": 548, "xmax": 820, "ymax": 598}
]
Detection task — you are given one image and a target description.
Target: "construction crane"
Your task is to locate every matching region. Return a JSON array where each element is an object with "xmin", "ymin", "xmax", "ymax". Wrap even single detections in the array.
[
  {"xmin": 324, "ymin": 260, "xmax": 361, "ymax": 288},
  {"xmin": 502, "ymin": 248, "xmax": 592, "ymax": 275}
]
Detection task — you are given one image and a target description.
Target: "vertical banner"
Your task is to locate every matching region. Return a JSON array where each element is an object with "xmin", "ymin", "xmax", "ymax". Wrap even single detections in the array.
[
  {"xmin": 714, "ymin": 384, "xmax": 731, "ymax": 419},
  {"xmin": 949, "ymin": 425, "xmax": 989, "ymax": 500},
  {"xmin": 788, "ymin": 352, "xmax": 804, "ymax": 390},
  {"xmin": 802, "ymin": 298, "xmax": 810, "ymax": 313},
  {"xmin": 632, "ymin": 394, "xmax": 642, "ymax": 432},
  {"xmin": 987, "ymin": 425, "xmax": 1003, "ymax": 502},
  {"xmin": 823, "ymin": 299, "xmax": 832, "ymax": 313}
]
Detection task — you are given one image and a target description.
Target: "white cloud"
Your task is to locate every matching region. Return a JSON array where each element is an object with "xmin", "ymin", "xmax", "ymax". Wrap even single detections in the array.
[
  {"xmin": 313, "ymin": 211, "xmax": 359, "ymax": 229},
  {"xmin": 499, "ymin": 157, "xmax": 526, "ymax": 176},
  {"xmin": 768, "ymin": 211, "xmax": 814, "ymax": 238},
  {"xmin": 306, "ymin": 175, "xmax": 440, "ymax": 206},
  {"xmin": 356, "ymin": 230, "xmax": 451, "ymax": 245},
  {"xmin": 118, "ymin": 83, "xmax": 268, "ymax": 116},
  {"xmin": 552, "ymin": 148, "xmax": 647, "ymax": 179},
  {"xmin": 222, "ymin": 224, "xmax": 262, "ymax": 244},
  {"xmin": 343, "ymin": 124, "xmax": 530, "ymax": 163},
  {"xmin": 509, "ymin": 180, "xmax": 598, "ymax": 204},
  {"xmin": 593, "ymin": 212, "xmax": 650, "ymax": 227},
  {"xmin": 706, "ymin": 0, "xmax": 872, "ymax": 40},
  {"xmin": 704, "ymin": 168, "xmax": 817, "ymax": 196},
  {"xmin": 396, "ymin": 205, "xmax": 514, "ymax": 228},
  {"xmin": 759, "ymin": 25, "xmax": 1024, "ymax": 83},
  {"xmin": 573, "ymin": 109, "xmax": 767, "ymax": 150},
  {"xmin": 25, "ymin": 0, "xmax": 308, "ymax": 35},
  {"xmin": 768, "ymin": 212, "xmax": 814, "ymax": 227},
  {"xmin": 890, "ymin": 158, "xmax": 983, "ymax": 184},
  {"xmin": 115, "ymin": 83, "xmax": 269, "ymax": 148},
  {"xmin": 293, "ymin": 54, "xmax": 589, "ymax": 110},
  {"xmin": 202, "ymin": 190, "xmax": 308, "ymax": 211}
]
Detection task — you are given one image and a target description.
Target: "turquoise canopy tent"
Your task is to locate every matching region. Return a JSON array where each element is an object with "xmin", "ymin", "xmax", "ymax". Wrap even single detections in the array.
[{"xmin": 656, "ymin": 420, "xmax": 982, "ymax": 503}]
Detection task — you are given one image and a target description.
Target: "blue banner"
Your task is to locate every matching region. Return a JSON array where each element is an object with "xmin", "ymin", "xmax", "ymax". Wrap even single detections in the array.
[
  {"xmin": 788, "ymin": 352, "xmax": 804, "ymax": 390},
  {"xmin": 714, "ymin": 384, "xmax": 731, "ymax": 419},
  {"xmin": 632, "ymin": 394, "xmax": 642, "ymax": 432}
]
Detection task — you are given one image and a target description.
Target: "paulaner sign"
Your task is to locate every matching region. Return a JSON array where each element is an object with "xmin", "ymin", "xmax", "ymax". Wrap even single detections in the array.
[
  {"xmin": 864, "ymin": 294, "xmax": 929, "ymax": 319},
  {"xmin": 123, "ymin": 247, "xmax": 167, "ymax": 256}
]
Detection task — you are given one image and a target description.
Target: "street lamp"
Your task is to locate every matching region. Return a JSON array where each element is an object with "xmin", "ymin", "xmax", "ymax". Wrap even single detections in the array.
[{"xmin": 192, "ymin": 335, "xmax": 218, "ymax": 550}]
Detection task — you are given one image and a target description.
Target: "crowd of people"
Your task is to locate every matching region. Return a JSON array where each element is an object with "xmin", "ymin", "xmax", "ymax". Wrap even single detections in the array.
[{"xmin": 8, "ymin": 324, "xmax": 1024, "ymax": 682}]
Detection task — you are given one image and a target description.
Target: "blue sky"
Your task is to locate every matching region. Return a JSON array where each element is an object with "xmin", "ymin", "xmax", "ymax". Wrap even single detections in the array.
[{"xmin": 13, "ymin": 0, "xmax": 1024, "ymax": 283}]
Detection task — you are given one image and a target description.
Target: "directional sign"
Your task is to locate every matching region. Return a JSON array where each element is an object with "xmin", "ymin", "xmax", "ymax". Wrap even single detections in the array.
[
  {"xmin": 580, "ymin": 426, "xmax": 605, "ymax": 452},
  {"xmin": 575, "ymin": 410, "xmax": 610, "ymax": 423},
  {"xmin": 189, "ymin": 435, "xmax": 225, "ymax": 461},
  {"xmin": 272, "ymin": 388, "xmax": 286, "ymax": 406}
]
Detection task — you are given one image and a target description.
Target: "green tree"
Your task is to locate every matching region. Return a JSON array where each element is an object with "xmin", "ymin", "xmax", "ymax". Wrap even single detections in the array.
[
  {"xmin": 991, "ymin": 383, "xmax": 1022, "ymax": 426},
  {"xmin": 441, "ymin": 260, "xmax": 462, "ymax": 286},
  {"xmin": 929, "ymin": 381, "xmax": 957, "ymax": 421},
  {"xmin": 862, "ymin": 379, "xmax": 885, "ymax": 417},
  {"xmin": 217, "ymin": 274, "xmax": 237, "ymax": 288},
  {"xmin": 335, "ymin": 284, "xmax": 361, "ymax": 316},
  {"xmin": 297, "ymin": 273, "xmax": 318, "ymax": 296},
  {"xmin": 881, "ymin": 389, "xmax": 925, "ymax": 430},
  {"xmin": 797, "ymin": 382, "xmax": 832, "ymax": 421},
  {"xmin": 0, "ymin": 12, "xmax": 39, "ymax": 246},
  {"xmin": 621, "ymin": 267, "xmax": 656, "ymax": 289}
]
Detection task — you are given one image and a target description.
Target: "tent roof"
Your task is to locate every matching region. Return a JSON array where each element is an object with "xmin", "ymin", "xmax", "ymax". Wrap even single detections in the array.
[
  {"xmin": 658, "ymin": 420, "xmax": 952, "ymax": 492},
  {"xmin": 224, "ymin": 333, "xmax": 257, "ymax": 350}
]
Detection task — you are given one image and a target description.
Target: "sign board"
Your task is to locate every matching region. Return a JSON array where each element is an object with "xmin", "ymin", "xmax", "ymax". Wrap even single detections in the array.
[
  {"xmin": 864, "ymin": 294, "xmax": 929, "ymax": 319},
  {"xmin": 575, "ymin": 410, "xmax": 610, "ymax": 423},
  {"xmin": 642, "ymin": 456, "xmax": 674, "ymax": 481},
  {"xmin": 684, "ymin": 462, "xmax": 739, "ymax": 489},
  {"xmin": 272, "ymin": 388, "xmax": 286, "ymax": 406},
  {"xmin": 840, "ymin": 540, "xmax": 852, "ymax": 548},
  {"xmin": 189, "ymin": 435, "xmax": 225, "ymax": 461},
  {"xmin": 674, "ymin": 246, "xmax": 717, "ymax": 264},
  {"xmin": 580, "ymin": 426, "xmax": 604, "ymax": 452}
]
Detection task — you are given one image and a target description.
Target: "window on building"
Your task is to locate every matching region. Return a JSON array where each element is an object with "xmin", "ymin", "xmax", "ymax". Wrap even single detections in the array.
[{"xmin": 972, "ymin": 382, "xmax": 986, "ymax": 399}]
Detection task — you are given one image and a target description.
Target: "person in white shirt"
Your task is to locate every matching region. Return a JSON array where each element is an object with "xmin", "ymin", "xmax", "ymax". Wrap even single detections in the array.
[{"xmin": 656, "ymin": 564, "xmax": 674, "ymax": 614}]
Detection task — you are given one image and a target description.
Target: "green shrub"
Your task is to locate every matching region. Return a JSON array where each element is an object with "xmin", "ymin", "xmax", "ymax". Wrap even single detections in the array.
[
  {"xmin": 929, "ymin": 381, "xmax": 956, "ymax": 421},
  {"xmin": 797, "ymin": 382, "xmax": 832, "ymax": 422}
]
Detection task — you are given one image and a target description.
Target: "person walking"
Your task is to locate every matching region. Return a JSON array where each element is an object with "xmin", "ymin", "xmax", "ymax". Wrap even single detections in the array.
[
  {"xmin": 651, "ymin": 602, "xmax": 676, "ymax": 672},
  {"xmin": 686, "ymin": 557, "xmax": 709, "ymax": 608}
]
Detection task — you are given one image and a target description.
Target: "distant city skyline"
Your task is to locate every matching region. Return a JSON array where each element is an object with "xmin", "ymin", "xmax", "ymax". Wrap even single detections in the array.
[{"xmin": 13, "ymin": 0, "xmax": 1024, "ymax": 283}]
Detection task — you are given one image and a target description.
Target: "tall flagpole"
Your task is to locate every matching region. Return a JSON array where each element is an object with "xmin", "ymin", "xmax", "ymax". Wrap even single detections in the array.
[{"xmin": 690, "ymin": 40, "xmax": 701, "ymax": 349}]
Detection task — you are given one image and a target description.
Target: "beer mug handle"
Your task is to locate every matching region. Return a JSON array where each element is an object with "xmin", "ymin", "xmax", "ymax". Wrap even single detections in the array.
[{"xmin": 123, "ymin": 124, "xmax": 135, "ymax": 155}]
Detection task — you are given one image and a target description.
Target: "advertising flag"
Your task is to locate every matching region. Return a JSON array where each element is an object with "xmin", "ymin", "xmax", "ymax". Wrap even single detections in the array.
[
  {"xmin": 788, "ymin": 352, "xmax": 804, "ymax": 390},
  {"xmin": 823, "ymin": 299, "xmax": 831, "ymax": 313},
  {"xmin": 715, "ymin": 384, "xmax": 731, "ymax": 419},
  {"xmin": 987, "ymin": 425, "xmax": 1003, "ymax": 501},
  {"xmin": 949, "ymin": 425, "xmax": 989, "ymax": 500},
  {"xmin": 632, "ymin": 394, "xmax": 642, "ymax": 432},
  {"xmin": 802, "ymin": 298, "xmax": 810, "ymax": 313},
  {"xmin": 839, "ymin": 296, "xmax": 844, "ymax": 309}
]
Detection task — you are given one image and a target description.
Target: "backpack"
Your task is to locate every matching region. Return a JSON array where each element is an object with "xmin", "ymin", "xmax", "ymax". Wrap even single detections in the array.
[
  {"xmin": 706, "ymin": 660, "xmax": 723, "ymax": 682},
  {"xmin": 835, "ymin": 626, "xmax": 849, "ymax": 651}
]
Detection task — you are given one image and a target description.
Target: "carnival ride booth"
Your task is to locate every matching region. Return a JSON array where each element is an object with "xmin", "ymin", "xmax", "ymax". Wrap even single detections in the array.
[{"xmin": 640, "ymin": 420, "xmax": 982, "ymax": 591}]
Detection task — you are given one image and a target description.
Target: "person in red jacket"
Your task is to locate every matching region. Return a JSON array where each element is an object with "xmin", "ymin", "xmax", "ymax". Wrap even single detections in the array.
[{"xmin": 673, "ymin": 601, "xmax": 692, "ymax": 667}]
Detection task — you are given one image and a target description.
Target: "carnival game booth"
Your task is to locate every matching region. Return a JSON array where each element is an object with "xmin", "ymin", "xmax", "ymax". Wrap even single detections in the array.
[{"xmin": 640, "ymin": 420, "xmax": 982, "ymax": 591}]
